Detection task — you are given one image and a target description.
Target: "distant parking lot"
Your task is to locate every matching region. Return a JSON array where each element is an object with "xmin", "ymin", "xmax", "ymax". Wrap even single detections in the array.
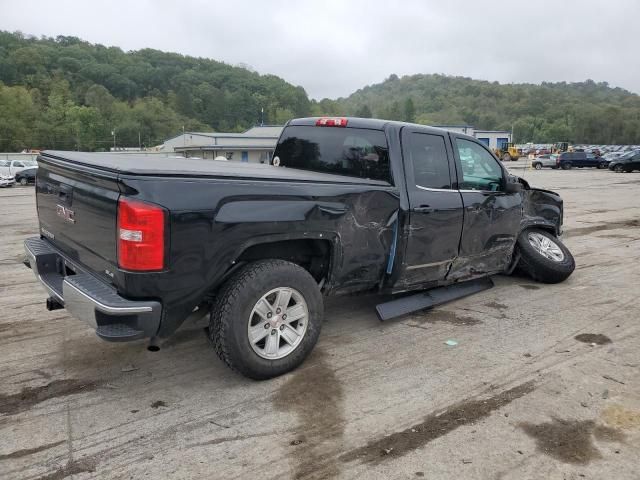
[{"xmin": 1, "ymin": 168, "xmax": 639, "ymax": 479}]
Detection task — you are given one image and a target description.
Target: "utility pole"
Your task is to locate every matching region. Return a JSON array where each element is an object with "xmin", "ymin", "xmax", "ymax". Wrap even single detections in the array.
[
  {"xmin": 111, "ymin": 130, "xmax": 116, "ymax": 150},
  {"xmin": 261, "ymin": 107, "xmax": 264, "ymax": 126},
  {"xmin": 138, "ymin": 131, "xmax": 142, "ymax": 150}
]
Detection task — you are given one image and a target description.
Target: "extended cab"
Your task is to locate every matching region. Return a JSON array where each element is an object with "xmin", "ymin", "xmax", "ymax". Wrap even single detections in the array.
[{"xmin": 24, "ymin": 117, "xmax": 575, "ymax": 379}]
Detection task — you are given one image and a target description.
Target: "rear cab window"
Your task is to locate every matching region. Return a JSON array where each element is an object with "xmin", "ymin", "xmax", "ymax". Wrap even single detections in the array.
[
  {"xmin": 403, "ymin": 131, "xmax": 452, "ymax": 190},
  {"xmin": 273, "ymin": 125, "xmax": 392, "ymax": 183}
]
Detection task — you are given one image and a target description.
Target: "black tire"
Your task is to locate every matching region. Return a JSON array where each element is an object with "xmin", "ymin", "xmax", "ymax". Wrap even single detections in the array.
[
  {"xmin": 614, "ymin": 164, "xmax": 625, "ymax": 173},
  {"xmin": 533, "ymin": 163, "xmax": 542, "ymax": 170},
  {"xmin": 19, "ymin": 178, "xmax": 28, "ymax": 186},
  {"xmin": 561, "ymin": 162, "xmax": 572, "ymax": 170},
  {"xmin": 209, "ymin": 259, "xmax": 323, "ymax": 380},
  {"xmin": 503, "ymin": 153, "xmax": 512, "ymax": 162},
  {"xmin": 597, "ymin": 162, "xmax": 606, "ymax": 169},
  {"xmin": 516, "ymin": 229, "xmax": 575, "ymax": 284}
]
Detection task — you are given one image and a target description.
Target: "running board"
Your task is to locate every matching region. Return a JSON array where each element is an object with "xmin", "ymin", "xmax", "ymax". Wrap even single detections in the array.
[{"xmin": 375, "ymin": 277, "xmax": 494, "ymax": 321}]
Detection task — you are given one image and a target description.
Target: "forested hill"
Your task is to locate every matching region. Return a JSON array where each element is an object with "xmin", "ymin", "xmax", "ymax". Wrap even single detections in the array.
[
  {"xmin": 0, "ymin": 31, "xmax": 310, "ymax": 151},
  {"xmin": 311, "ymin": 74, "xmax": 640, "ymax": 144},
  {"xmin": 2, "ymin": 31, "xmax": 639, "ymax": 151}
]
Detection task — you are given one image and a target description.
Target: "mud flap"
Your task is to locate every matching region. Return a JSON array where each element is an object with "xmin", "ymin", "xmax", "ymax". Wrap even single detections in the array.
[{"xmin": 375, "ymin": 277, "xmax": 494, "ymax": 321}]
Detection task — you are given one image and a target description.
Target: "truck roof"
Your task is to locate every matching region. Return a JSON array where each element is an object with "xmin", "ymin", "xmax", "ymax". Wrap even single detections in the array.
[{"xmin": 288, "ymin": 117, "xmax": 455, "ymax": 136}]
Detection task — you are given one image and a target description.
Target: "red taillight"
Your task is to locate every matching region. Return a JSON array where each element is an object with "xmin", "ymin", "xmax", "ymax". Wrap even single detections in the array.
[
  {"xmin": 316, "ymin": 117, "xmax": 348, "ymax": 127},
  {"xmin": 117, "ymin": 197, "xmax": 165, "ymax": 271}
]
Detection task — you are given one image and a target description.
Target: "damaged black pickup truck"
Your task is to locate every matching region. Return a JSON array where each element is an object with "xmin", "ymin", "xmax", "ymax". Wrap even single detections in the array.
[{"xmin": 24, "ymin": 117, "xmax": 575, "ymax": 379}]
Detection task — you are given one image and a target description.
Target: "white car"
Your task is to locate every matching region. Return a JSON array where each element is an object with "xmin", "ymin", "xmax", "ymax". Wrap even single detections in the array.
[
  {"xmin": 531, "ymin": 154, "xmax": 558, "ymax": 170},
  {"xmin": 0, "ymin": 159, "xmax": 38, "ymax": 176},
  {"xmin": 0, "ymin": 174, "xmax": 16, "ymax": 187}
]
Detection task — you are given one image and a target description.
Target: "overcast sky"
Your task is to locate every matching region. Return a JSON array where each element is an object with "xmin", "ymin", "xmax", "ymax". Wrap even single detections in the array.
[{"xmin": 1, "ymin": 0, "xmax": 638, "ymax": 99}]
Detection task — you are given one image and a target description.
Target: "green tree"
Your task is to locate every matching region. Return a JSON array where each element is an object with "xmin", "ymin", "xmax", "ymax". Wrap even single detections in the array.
[
  {"xmin": 403, "ymin": 97, "xmax": 415, "ymax": 122},
  {"xmin": 355, "ymin": 104, "xmax": 372, "ymax": 118}
]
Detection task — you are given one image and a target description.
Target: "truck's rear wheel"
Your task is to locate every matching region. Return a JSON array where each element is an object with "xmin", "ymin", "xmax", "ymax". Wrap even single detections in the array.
[
  {"xmin": 209, "ymin": 260, "xmax": 323, "ymax": 380},
  {"xmin": 516, "ymin": 229, "xmax": 575, "ymax": 284}
]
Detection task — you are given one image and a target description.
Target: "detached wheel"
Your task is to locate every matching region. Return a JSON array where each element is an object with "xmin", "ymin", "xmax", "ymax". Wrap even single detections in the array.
[
  {"xmin": 209, "ymin": 259, "xmax": 323, "ymax": 380},
  {"xmin": 533, "ymin": 163, "xmax": 542, "ymax": 170},
  {"xmin": 516, "ymin": 229, "xmax": 575, "ymax": 283}
]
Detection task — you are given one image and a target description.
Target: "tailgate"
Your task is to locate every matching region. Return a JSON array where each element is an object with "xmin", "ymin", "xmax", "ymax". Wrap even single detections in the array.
[{"xmin": 36, "ymin": 154, "xmax": 120, "ymax": 277}]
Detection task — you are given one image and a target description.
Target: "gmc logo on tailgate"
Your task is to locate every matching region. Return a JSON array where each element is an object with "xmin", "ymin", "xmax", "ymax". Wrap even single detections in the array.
[{"xmin": 56, "ymin": 204, "xmax": 76, "ymax": 224}]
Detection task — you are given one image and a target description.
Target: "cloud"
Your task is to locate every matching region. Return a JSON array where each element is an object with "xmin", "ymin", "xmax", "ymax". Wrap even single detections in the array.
[{"xmin": 1, "ymin": 0, "xmax": 637, "ymax": 98}]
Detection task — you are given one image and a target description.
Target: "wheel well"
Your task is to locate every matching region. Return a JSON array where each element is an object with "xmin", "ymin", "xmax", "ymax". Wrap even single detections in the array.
[
  {"xmin": 236, "ymin": 239, "xmax": 332, "ymax": 283},
  {"xmin": 521, "ymin": 224, "xmax": 558, "ymax": 238}
]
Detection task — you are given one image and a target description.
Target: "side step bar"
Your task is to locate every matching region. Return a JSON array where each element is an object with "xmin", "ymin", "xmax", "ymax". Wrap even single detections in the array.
[{"xmin": 376, "ymin": 277, "xmax": 494, "ymax": 321}]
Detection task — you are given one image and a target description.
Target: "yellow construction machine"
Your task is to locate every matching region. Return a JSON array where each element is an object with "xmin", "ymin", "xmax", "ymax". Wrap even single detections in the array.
[{"xmin": 494, "ymin": 143, "xmax": 520, "ymax": 162}]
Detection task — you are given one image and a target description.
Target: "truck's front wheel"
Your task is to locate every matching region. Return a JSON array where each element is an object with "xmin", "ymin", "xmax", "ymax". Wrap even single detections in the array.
[
  {"xmin": 516, "ymin": 229, "xmax": 575, "ymax": 284},
  {"xmin": 209, "ymin": 260, "xmax": 323, "ymax": 380}
]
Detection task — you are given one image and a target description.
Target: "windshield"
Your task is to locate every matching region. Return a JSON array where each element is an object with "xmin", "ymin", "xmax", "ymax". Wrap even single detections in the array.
[
  {"xmin": 23, "ymin": 160, "xmax": 37, "ymax": 167},
  {"xmin": 273, "ymin": 125, "xmax": 391, "ymax": 183}
]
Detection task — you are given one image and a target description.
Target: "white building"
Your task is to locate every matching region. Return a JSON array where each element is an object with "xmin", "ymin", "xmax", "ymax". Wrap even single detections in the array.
[
  {"xmin": 434, "ymin": 125, "xmax": 512, "ymax": 150},
  {"xmin": 160, "ymin": 125, "xmax": 283, "ymax": 163}
]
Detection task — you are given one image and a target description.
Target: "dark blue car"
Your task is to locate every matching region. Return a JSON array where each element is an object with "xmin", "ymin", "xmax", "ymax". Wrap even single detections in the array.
[{"xmin": 15, "ymin": 167, "xmax": 37, "ymax": 185}]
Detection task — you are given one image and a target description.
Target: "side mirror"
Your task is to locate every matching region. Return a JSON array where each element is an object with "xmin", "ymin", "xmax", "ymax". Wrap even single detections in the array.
[{"xmin": 505, "ymin": 179, "xmax": 523, "ymax": 193}]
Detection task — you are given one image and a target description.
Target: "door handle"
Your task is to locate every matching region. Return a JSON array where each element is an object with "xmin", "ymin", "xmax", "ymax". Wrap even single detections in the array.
[{"xmin": 413, "ymin": 205, "xmax": 434, "ymax": 213}]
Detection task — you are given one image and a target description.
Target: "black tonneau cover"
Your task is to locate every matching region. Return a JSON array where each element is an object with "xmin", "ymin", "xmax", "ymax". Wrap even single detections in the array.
[{"xmin": 40, "ymin": 151, "xmax": 390, "ymax": 186}]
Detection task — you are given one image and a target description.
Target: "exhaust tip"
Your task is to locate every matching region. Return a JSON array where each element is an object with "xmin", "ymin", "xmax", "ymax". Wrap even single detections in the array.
[{"xmin": 147, "ymin": 336, "xmax": 160, "ymax": 352}]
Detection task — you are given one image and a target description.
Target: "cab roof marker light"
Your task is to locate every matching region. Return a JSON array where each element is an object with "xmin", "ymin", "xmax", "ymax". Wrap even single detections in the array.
[{"xmin": 316, "ymin": 117, "xmax": 348, "ymax": 127}]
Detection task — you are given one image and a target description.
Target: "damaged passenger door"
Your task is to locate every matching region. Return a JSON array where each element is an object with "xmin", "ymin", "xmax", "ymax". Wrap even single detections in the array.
[
  {"xmin": 395, "ymin": 127, "xmax": 464, "ymax": 289},
  {"xmin": 449, "ymin": 136, "xmax": 523, "ymax": 280}
]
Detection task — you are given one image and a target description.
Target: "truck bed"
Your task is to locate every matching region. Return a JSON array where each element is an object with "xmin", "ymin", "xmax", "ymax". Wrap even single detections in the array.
[{"xmin": 41, "ymin": 151, "xmax": 390, "ymax": 185}]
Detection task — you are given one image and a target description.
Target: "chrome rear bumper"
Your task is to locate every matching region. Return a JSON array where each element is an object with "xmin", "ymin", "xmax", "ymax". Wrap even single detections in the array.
[{"xmin": 24, "ymin": 237, "xmax": 161, "ymax": 341}]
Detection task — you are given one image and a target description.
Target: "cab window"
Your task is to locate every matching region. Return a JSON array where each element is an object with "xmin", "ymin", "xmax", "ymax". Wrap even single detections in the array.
[
  {"xmin": 455, "ymin": 138, "xmax": 504, "ymax": 191},
  {"xmin": 406, "ymin": 132, "xmax": 451, "ymax": 189}
]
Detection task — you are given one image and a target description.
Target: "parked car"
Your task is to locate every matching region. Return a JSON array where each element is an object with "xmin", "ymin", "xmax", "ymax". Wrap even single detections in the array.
[
  {"xmin": 608, "ymin": 150, "xmax": 640, "ymax": 172},
  {"xmin": 600, "ymin": 152, "xmax": 623, "ymax": 168},
  {"xmin": 24, "ymin": 118, "xmax": 575, "ymax": 379},
  {"xmin": 0, "ymin": 174, "xmax": 16, "ymax": 187},
  {"xmin": 15, "ymin": 167, "xmax": 37, "ymax": 185},
  {"xmin": 557, "ymin": 152, "xmax": 601, "ymax": 170},
  {"xmin": 0, "ymin": 159, "xmax": 38, "ymax": 176},
  {"xmin": 531, "ymin": 154, "xmax": 558, "ymax": 170}
]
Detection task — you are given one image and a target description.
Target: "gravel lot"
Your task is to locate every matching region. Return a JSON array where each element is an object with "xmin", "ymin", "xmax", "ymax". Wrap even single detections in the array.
[{"xmin": 1, "ymin": 163, "xmax": 639, "ymax": 480}]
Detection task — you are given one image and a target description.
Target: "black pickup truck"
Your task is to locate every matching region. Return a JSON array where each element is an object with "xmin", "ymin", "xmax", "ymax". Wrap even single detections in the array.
[{"xmin": 24, "ymin": 117, "xmax": 575, "ymax": 379}]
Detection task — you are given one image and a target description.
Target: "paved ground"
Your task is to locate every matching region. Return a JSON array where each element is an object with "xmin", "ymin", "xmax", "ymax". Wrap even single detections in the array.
[{"xmin": 1, "ymin": 164, "xmax": 639, "ymax": 480}]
